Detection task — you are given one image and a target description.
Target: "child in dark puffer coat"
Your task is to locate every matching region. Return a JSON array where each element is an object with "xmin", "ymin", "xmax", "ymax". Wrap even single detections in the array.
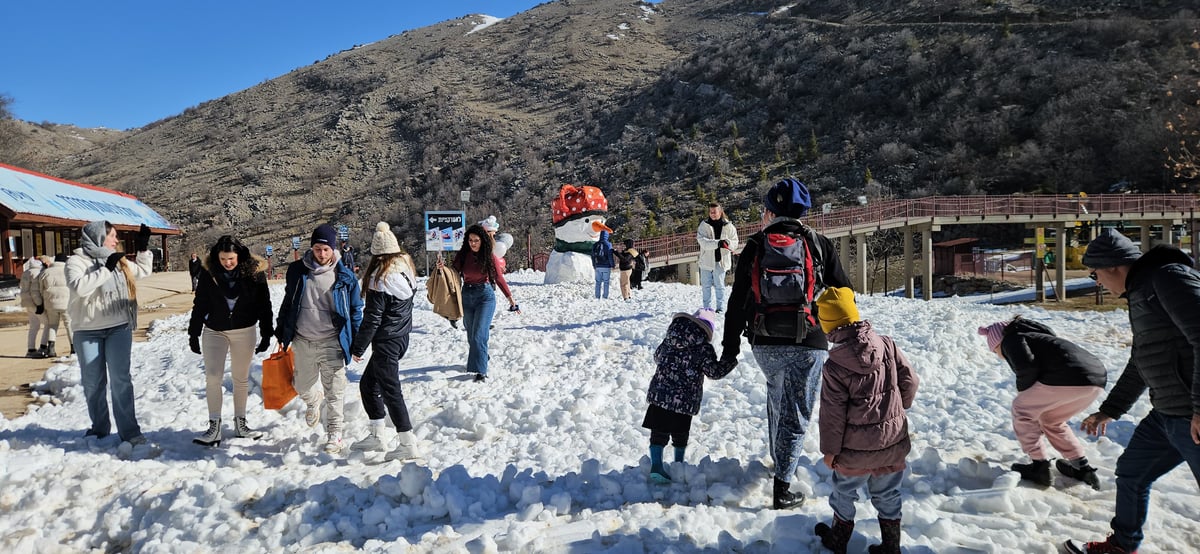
[
  {"xmin": 814, "ymin": 287, "xmax": 920, "ymax": 554},
  {"xmin": 642, "ymin": 309, "xmax": 737, "ymax": 483}
]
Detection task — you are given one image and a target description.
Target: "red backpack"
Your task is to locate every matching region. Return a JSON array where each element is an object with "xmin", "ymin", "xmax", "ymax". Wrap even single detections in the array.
[{"xmin": 749, "ymin": 223, "xmax": 825, "ymax": 342}]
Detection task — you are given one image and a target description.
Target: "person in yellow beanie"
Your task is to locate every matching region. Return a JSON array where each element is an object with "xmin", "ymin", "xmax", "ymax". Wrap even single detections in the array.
[{"xmin": 812, "ymin": 287, "xmax": 920, "ymax": 554}]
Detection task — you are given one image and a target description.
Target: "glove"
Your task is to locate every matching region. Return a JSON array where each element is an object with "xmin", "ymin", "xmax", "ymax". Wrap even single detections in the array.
[
  {"xmin": 135, "ymin": 224, "xmax": 151, "ymax": 252},
  {"xmin": 35, "ymin": 304, "xmax": 44, "ymax": 315},
  {"xmin": 718, "ymin": 240, "xmax": 729, "ymax": 250},
  {"xmin": 105, "ymin": 252, "xmax": 126, "ymax": 271},
  {"xmin": 255, "ymin": 335, "xmax": 271, "ymax": 354},
  {"xmin": 189, "ymin": 336, "xmax": 201, "ymax": 354}
]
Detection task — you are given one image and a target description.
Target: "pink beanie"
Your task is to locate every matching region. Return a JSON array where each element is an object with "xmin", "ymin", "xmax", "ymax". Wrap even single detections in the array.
[{"xmin": 978, "ymin": 322, "xmax": 1008, "ymax": 352}]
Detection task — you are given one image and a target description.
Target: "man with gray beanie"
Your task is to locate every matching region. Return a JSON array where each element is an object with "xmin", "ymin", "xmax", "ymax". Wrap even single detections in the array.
[
  {"xmin": 722, "ymin": 177, "xmax": 851, "ymax": 510},
  {"xmin": 1065, "ymin": 228, "xmax": 1200, "ymax": 554},
  {"xmin": 276, "ymin": 223, "xmax": 363, "ymax": 454}
]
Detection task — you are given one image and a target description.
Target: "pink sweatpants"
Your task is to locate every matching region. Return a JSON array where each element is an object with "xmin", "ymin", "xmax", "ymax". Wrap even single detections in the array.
[{"xmin": 1011, "ymin": 382, "xmax": 1102, "ymax": 460}]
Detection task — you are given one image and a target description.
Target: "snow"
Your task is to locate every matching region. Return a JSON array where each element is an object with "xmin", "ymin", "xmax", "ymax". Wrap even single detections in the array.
[
  {"xmin": 467, "ymin": 15, "xmax": 503, "ymax": 35},
  {"xmin": 1, "ymin": 271, "xmax": 1196, "ymax": 552}
]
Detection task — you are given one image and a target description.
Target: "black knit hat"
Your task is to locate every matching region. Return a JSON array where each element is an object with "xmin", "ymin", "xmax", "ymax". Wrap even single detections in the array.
[
  {"xmin": 1082, "ymin": 228, "xmax": 1142, "ymax": 268},
  {"xmin": 311, "ymin": 224, "xmax": 337, "ymax": 247}
]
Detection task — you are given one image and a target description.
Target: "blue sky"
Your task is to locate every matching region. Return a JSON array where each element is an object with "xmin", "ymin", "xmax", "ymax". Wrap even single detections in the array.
[{"xmin": 0, "ymin": 1, "xmax": 546, "ymax": 130}]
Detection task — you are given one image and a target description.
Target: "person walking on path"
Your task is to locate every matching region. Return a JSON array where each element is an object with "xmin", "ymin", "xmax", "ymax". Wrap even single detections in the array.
[
  {"xmin": 348, "ymin": 222, "xmax": 422, "ymax": 461},
  {"xmin": 275, "ymin": 224, "xmax": 363, "ymax": 454},
  {"xmin": 978, "ymin": 316, "xmax": 1107, "ymax": 489},
  {"xmin": 721, "ymin": 178, "xmax": 852, "ymax": 510},
  {"xmin": 189, "ymin": 235, "xmax": 274, "ymax": 447},
  {"xmin": 591, "ymin": 230, "xmax": 615, "ymax": 299},
  {"xmin": 630, "ymin": 241, "xmax": 648, "ymax": 290},
  {"xmin": 442, "ymin": 224, "xmax": 519, "ymax": 382},
  {"xmin": 1065, "ymin": 228, "xmax": 1200, "ymax": 554},
  {"xmin": 812, "ymin": 287, "xmax": 919, "ymax": 554},
  {"xmin": 697, "ymin": 202, "xmax": 738, "ymax": 312},
  {"xmin": 66, "ymin": 221, "xmax": 155, "ymax": 445},
  {"xmin": 642, "ymin": 309, "xmax": 736, "ymax": 483},
  {"xmin": 20, "ymin": 256, "xmax": 48, "ymax": 358},
  {"xmin": 33, "ymin": 254, "xmax": 72, "ymax": 358},
  {"xmin": 188, "ymin": 253, "xmax": 202, "ymax": 292},
  {"xmin": 616, "ymin": 239, "xmax": 636, "ymax": 301}
]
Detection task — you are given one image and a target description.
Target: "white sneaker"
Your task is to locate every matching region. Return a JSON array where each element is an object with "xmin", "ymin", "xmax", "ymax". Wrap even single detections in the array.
[
  {"xmin": 350, "ymin": 434, "xmax": 384, "ymax": 452},
  {"xmin": 323, "ymin": 433, "xmax": 343, "ymax": 454},
  {"xmin": 304, "ymin": 391, "xmax": 324, "ymax": 427},
  {"xmin": 385, "ymin": 431, "xmax": 420, "ymax": 461}
]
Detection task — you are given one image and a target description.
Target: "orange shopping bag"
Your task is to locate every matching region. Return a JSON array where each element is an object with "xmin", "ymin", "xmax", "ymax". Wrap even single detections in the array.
[{"xmin": 262, "ymin": 345, "xmax": 297, "ymax": 410}]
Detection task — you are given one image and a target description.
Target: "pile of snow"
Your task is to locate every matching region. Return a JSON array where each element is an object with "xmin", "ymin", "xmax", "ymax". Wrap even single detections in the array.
[{"xmin": 0, "ymin": 271, "xmax": 1194, "ymax": 552}]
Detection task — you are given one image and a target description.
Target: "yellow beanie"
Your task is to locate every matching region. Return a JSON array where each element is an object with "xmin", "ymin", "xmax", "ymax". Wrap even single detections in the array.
[{"xmin": 816, "ymin": 287, "xmax": 860, "ymax": 334}]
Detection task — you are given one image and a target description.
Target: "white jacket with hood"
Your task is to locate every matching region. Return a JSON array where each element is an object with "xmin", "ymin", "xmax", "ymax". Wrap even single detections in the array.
[{"xmin": 65, "ymin": 221, "xmax": 153, "ymax": 332}]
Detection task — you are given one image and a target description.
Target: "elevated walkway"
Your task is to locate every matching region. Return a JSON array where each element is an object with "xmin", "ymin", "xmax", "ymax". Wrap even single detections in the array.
[{"xmin": 635, "ymin": 194, "xmax": 1199, "ymax": 300}]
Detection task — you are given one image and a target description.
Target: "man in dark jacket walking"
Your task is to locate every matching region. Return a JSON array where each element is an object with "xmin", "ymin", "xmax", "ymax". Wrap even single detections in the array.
[
  {"xmin": 188, "ymin": 253, "xmax": 202, "ymax": 292},
  {"xmin": 1065, "ymin": 228, "xmax": 1200, "ymax": 554},
  {"xmin": 721, "ymin": 178, "xmax": 852, "ymax": 510}
]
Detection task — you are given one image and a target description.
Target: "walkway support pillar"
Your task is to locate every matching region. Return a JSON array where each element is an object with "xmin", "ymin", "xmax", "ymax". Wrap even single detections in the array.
[
  {"xmin": 839, "ymin": 235, "xmax": 852, "ymax": 283},
  {"xmin": 921, "ymin": 227, "xmax": 934, "ymax": 301},
  {"xmin": 903, "ymin": 226, "xmax": 914, "ymax": 299},
  {"xmin": 855, "ymin": 234, "xmax": 869, "ymax": 293},
  {"xmin": 1140, "ymin": 225, "xmax": 1151, "ymax": 252},
  {"xmin": 1054, "ymin": 223, "xmax": 1067, "ymax": 301}
]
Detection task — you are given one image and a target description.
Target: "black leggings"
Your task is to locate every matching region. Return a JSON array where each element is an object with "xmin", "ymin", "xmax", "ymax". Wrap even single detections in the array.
[{"xmin": 649, "ymin": 429, "xmax": 690, "ymax": 449}]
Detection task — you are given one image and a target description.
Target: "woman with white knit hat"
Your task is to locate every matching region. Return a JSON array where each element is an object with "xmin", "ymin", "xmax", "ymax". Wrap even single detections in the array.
[{"xmin": 347, "ymin": 222, "xmax": 421, "ymax": 461}]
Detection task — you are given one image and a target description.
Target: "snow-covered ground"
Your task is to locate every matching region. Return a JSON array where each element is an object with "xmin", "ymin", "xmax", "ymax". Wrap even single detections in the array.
[{"xmin": 1, "ymin": 271, "xmax": 1195, "ymax": 553}]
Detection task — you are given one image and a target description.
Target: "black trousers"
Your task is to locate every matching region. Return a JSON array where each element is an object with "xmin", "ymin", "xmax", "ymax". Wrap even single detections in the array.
[
  {"xmin": 360, "ymin": 335, "xmax": 413, "ymax": 432},
  {"xmin": 631, "ymin": 270, "xmax": 644, "ymax": 289}
]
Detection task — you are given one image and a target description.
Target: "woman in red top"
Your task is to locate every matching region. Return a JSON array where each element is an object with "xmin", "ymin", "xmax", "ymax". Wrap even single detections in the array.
[{"xmin": 444, "ymin": 224, "xmax": 518, "ymax": 382}]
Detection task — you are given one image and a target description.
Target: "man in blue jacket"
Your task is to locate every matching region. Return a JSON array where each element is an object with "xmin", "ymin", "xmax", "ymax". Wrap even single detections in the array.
[
  {"xmin": 276, "ymin": 224, "xmax": 363, "ymax": 454},
  {"xmin": 1065, "ymin": 228, "xmax": 1200, "ymax": 554}
]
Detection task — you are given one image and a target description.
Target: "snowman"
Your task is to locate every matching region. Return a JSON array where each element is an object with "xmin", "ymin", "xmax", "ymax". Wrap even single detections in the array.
[{"xmin": 545, "ymin": 184, "xmax": 612, "ymax": 284}]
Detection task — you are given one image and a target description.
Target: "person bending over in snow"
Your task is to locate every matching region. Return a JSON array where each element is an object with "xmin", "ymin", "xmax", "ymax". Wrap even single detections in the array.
[
  {"xmin": 642, "ymin": 309, "xmax": 736, "ymax": 483},
  {"xmin": 813, "ymin": 288, "xmax": 919, "ymax": 554},
  {"xmin": 979, "ymin": 316, "xmax": 1106, "ymax": 489}
]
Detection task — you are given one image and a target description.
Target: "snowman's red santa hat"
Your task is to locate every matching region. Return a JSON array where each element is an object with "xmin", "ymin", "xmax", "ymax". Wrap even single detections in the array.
[{"xmin": 552, "ymin": 184, "xmax": 609, "ymax": 227}]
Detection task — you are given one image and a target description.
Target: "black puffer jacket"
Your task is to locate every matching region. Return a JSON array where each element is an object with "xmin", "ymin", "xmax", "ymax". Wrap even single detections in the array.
[
  {"xmin": 999, "ymin": 318, "xmax": 1107, "ymax": 392},
  {"xmin": 1099, "ymin": 246, "xmax": 1200, "ymax": 419},
  {"xmin": 189, "ymin": 255, "xmax": 273, "ymax": 338},
  {"xmin": 349, "ymin": 270, "xmax": 414, "ymax": 358}
]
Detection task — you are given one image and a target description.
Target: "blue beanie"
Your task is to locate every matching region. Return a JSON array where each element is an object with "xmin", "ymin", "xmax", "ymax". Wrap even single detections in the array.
[
  {"xmin": 764, "ymin": 178, "xmax": 811, "ymax": 218},
  {"xmin": 311, "ymin": 224, "xmax": 337, "ymax": 247}
]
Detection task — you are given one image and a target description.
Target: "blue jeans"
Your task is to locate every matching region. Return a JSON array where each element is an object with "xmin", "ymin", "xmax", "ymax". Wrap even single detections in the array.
[
  {"xmin": 462, "ymin": 284, "xmax": 496, "ymax": 376},
  {"xmin": 831, "ymin": 470, "xmax": 905, "ymax": 521},
  {"xmin": 76, "ymin": 324, "xmax": 141, "ymax": 441},
  {"xmin": 752, "ymin": 344, "xmax": 827, "ymax": 482},
  {"xmin": 594, "ymin": 267, "xmax": 612, "ymax": 299},
  {"xmin": 700, "ymin": 268, "xmax": 726, "ymax": 310},
  {"xmin": 1111, "ymin": 410, "xmax": 1200, "ymax": 551}
]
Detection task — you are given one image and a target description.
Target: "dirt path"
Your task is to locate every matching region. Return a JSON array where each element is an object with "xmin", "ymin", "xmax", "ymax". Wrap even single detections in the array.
[{"xmin": 0, "ymin": 271, "xmax": 196, "ymax": 420}]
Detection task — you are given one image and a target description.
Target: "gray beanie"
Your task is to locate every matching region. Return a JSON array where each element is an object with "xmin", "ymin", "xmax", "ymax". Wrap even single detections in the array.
[{"xmin": 1082, "ymin": 228, "xmax": 1142, "ymax": 268}]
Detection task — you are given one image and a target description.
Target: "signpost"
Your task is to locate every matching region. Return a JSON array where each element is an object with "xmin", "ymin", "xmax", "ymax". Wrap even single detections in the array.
[
  {"xmin": 291, "ymin": 236, "xmax": 301, "ymax": 260},
  {"xmin": 424, "ymin": 210, "xmax": 467, "ymax": 276}
]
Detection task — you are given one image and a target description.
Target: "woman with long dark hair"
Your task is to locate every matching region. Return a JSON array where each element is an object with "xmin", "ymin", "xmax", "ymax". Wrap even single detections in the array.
[
  {"xmin": 440, "ymin": 224, "xmax": 518, "ymax": 382},
  {"xmin": 189, "ymin": 235, "xmax": 274, "ymax": 446}
]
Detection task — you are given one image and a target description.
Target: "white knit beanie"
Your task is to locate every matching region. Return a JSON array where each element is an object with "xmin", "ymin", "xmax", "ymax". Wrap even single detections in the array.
[{"xmin": 370, "ymin": 222, "xmax": 401, "ymax": 255}]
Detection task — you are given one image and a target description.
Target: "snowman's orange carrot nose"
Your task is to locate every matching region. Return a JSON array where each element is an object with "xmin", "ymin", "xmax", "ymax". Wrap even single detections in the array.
[{"xmin": 592, "ymin": 221, "xmax": 613, "ymax": 233}]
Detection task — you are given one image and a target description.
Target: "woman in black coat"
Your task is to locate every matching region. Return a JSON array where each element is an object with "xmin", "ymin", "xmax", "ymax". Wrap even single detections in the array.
[
  {"xmin": 979, "ymin": 316, "xmax": 1107, "ymax": 488},
  {"xmin": 189, "ymin": 235, "xmax": 274, "ymax": 446}
]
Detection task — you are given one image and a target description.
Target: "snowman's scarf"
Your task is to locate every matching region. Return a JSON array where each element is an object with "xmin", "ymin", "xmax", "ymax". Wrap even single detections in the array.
[{"xmin": 554, "ymin": 238, "xmax": 599, "ymax": 255}]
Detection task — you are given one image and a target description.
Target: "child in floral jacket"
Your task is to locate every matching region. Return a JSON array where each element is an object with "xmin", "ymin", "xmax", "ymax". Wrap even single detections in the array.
[{"xmin": 642, "ymin": 309, "xmax": 737, "ymax": 483}]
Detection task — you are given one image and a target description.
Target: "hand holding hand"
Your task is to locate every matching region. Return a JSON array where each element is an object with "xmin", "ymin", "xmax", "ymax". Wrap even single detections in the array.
[
  {"xmin": 255, "ymin": 336, "xmax": 271, "ymax": 354},
  {"xmin": 106, "ymin": 252, "xmax": 126, "ymax": 271},
  {"xmin": 189, "ymin": 336, "xmax": 201, "ymax": 355},
  {"xmin": 35, "ymin": 304, "xmax": 44, "ymax": 315},
  {"xmin": 823, "ymin": 454, "xmax": 836, "ymax": 469},
  {"xmin": 1081, "ymin": 412, "xmax": 1112, "ymax": 436},
  {"xmin": 135, "ymin": 224, "xmax": 151, "ymax": 252}
]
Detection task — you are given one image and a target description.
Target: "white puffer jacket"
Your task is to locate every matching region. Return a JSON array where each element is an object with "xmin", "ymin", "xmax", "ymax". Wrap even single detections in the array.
[
  {"xmin": 34, "ymin": 263, "xmax": 71, "ymax": 312},
  {"xmin": 65, "ymin": 249, "xmax": 153, "ymax": 331},
  {"xmin": 18, "ymin": 260, "xmax": 44, "ymax": 308}
]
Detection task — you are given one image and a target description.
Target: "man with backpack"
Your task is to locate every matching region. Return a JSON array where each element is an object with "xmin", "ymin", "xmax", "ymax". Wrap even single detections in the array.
[
  {"xmin": 697, "ymin": 202, "xmax": 739, "ymax": 312},
  {"xmin": 721, "ymin": 178, "xmax": 851, "ymax": 510},
  {"xmin": 591, "ymin": 230, "xmax": 615, "ymax": 299}
]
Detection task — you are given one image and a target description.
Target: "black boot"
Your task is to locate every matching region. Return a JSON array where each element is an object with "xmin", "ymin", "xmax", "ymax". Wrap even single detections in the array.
[
  {"xmin": 814, "ymin": 515, "xmax": 854, "ymax": 553},
  {"xmin": 868, "ymin": 518, "xmax": 902, "ymax": 554},
  {"xmin": 25, "ymin": 348, "xmax": 39, "ymax": 358},
  {"xmin": 1056, "ymin": 459, "xmax": 1101, "ymax": 490},
  {"xmin": 45, "ymin": 341, "xmax": 56, "ymax": 358},
  {"xmin": 772, "ymin": 477, "xmax": 804, "ymax": 509},
  {"xmin": 1012, "ymin": 459, "xmax": 1052, "ymax": 487}
]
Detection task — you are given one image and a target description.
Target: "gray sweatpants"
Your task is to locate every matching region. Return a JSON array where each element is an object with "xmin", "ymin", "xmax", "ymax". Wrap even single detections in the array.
[{"xmin": 292, "ymin": 335, "xmax": 347, "ymax": 435}]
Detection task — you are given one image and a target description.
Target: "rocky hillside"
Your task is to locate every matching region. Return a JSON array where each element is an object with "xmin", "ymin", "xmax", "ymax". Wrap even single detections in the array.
[{"xmin": 5, "ymin": 0, "xmax": 1197, "ymax": 265}]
